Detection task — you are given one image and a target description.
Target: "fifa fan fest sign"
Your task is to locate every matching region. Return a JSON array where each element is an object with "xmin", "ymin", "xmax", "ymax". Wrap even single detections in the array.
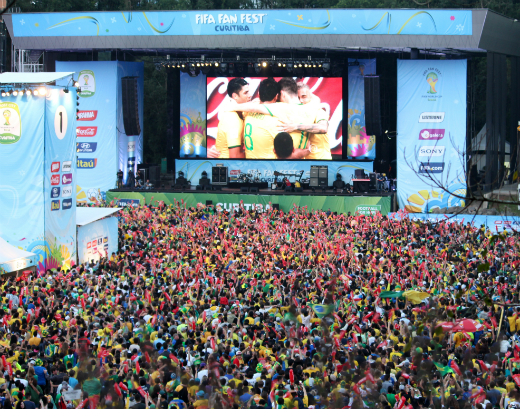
[{"xmin": 397, "ymin": 59, "xmax": 467, "ymax": 213}]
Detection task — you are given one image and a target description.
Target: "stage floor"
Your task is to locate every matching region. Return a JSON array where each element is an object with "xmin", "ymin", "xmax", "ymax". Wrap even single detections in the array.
[{"xmin": 110, "ymin": 187, "xmax": 395, "ymax": 198}]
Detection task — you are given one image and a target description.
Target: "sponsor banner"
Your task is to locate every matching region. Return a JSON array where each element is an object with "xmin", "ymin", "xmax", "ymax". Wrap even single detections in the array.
[
  {"xmin": 77, "ymin": 216, "xmax": 118, "ymax": 264},
  {"xmin": 44, "ymin": 87, "xmax": 77, "ymax": 270},
  {"xmin": 78, "ymin": 70, "xmax": 96, "ymax": 98},
  {"xmin": 77, "ymin": 158, "xmax": 97, "ymax": 169},
  {"xmin": 14, "ymin": 10, "xmax": 472, "ymax": 37},
  {"xmin": 0, "ymin": 101, "xmax": 22, "ymax": 144},
  {"xmin": 117, "ymin": 198, "xmax": 140, "ymax": 207},
  {"xmin": 106, "ymin": 191, "xmax": 391, "ymax": 215},
  {"xmin": 347, "ymin": 59, "xmax": 376, "ymax": 159},
  {"xmin": 77, "ymin": 142, "xmax": 97, "ymax": 153},
  {"xmin": 397, "ymin": 60, "xmax": 467, "ymax": 212},
  {"xmin": 51, "ymin": 187, "xmax": 61, "ymax": 198},
  {"xmin": 76, "ymin": 110, "xmax": 98, "ymax": 121},
  {"xmin": 175, "ymin": 158, "xmax": 373, "ymax": 185},
  {"xmin": 355, "ymin": 204, "xmax": 381, "ymax": 216},
  {"xmin": 51, "ymin": 162, "xmax": 60, "ymax": 172},
  {"xmin": 76, "ymin": 126, "xmax": 97, "ymax": 137},
  {"xmin": 389, "ymin": 213, "xmax": 520, "ymax": 232}
]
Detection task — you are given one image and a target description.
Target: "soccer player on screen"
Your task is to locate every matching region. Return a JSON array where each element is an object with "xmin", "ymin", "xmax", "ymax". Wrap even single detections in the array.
[
  {"xmin": 209, "ymin": 78, "xmax": 250, "ymax": 159},
  {"xmin": 296, "ymin": 82, "xmax": 332, "ymax": 160}
]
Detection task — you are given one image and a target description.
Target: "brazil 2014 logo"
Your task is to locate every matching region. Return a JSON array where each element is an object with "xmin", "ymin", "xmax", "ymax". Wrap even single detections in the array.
[
  {"xmin": 426, "ymin": 72, "xmax": 438, "ymax": 94},
  {"xmin": 0, "ymin": 102, "xmax": 21, "ymax": 144},
  {"xmin": 78, "ymin": 69, "xmax": 96, "ymax": 98}
]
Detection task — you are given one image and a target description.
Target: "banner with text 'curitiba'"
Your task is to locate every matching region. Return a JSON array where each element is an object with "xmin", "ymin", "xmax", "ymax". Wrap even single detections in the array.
[
  {"xmin": 397, "ymin": 60, "xmax": 467, "ymax": 213},
  {"xmin": 43, "ymin": 87, "xmax": 77, "ymax": 271},
  {"xmin": 106, "ymin": 191, "xmax": 391, "ymax": 216},
  {"xmin": 13, "ymin": 10, "xmax": 472, "ymax": 37},
  {"xmin": 175, "ymin": 159, "xmax": 372, "ymax": 185}
]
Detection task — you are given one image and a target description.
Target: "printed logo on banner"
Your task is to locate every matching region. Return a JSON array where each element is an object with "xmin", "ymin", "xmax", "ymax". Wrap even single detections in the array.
[
  {"xmin": 51, "ymin": 187, "xmax": 60, "ymax": 198},
  {"xmin": 418, "ymin": 146, "xmax": 446, "ymax": 157},
  {"xmin": 62, "ymin": 173, "xmax": 73, "ymax": 184},
  {"xmin": 76, "ymin": 126, "xmax": 97, "ymax": 137},
  {"xmin": 77, "ymin": 110, "xmax": 98, "ymax": 121},
  {"xmin": 97, "ymin": 238, "xmax": 102, "ymax": 245},
  {"xmin": 419, "ymin": 129, "xmax": 445, "ymax": 140},
  {"xmin": 78, "ymin": 70, "xmax": 96, "ymax": 97},
  {"xmin": 87, "ymin": 242, "xmax": 91, "ymax": 249},
  {"xmin": 117, "ymin": 199, "xmax": 140, "ymax": 207},
  {"xmin": 51, "ymin": 162, "xmax": 60, "ymax": 173},
  {"xmin": 419, "ymin": 112, "xmax": 445, "ymax": 123},
  {"xmin": 424, "ymin": 68, "xmax": 442, "ymax": 96},
  {"xmin": 103, "ymin": 237, "xmax": 108, "ymax": 243},
  {"xmin": 355, "ymin": 205, "xmax": 381, "ymax": 216},
  {"xmin": 62, "ymin": 198, "xmax": 72, "ymax": 210},
  {"xmin": 51, "ymin": 200, "xmax": 60, "ymax": 211},
  {"xmin": 0, "ymin": 102, "xmax": 22, "ymax": 144},
  {"xmin": 91, "ymin": 240, "xmax": 97, "ymax": 248},
  {"xmin": 418, "ymin": 162, "xmax": 445, "ymax": 174},
  {"xmin": 54, "ymin": 105, "xmax": 68, "ymax": 140},
  {"xmin": 77, "ymin": 142, "xmax": 97, "ymax": 153},
  {"xmin": 128, "ymin": 141, "xmax": 135, "ymax": 151},
  {"xmin": 62, "ymin": 161, "xmax": 72, "ymax": 172},
  {"xmin": 51, "ymin": 174, "xmax": 60, "ymax": 185},
  {"xmin": 77, "ymin": 158, "xmax": 97, "ymax": 169},
  {"xmin": 62, "ymin": 186, "xmax": 72, "ymax": 197}
]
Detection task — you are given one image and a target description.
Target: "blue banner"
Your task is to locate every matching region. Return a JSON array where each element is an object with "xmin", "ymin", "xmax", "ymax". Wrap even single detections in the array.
[
  {"xmin": 347, "ymin": 59, "xmax": 376, "ymax": 159},
  {"xmin": 180, "ymin": 72, "xmax": 207, "ymax": 158},
  {"xmin": 56, "ymin": 61, "xmax": 120, "ymax": 204},
  {"xmin": 13, "ymin": 10, "xmax": 472, "ymax": 37},
  {"xmin": 77, "ymin": 216, "xmax": 118, "ymax": 264},
  {"xmin": 0, "ymin": 96, "xmax": 45, "ymax": 267},
  {"xmin": 389, "ymin": 213, "xmax": 520, "ymax": 233},
  {"xmin": 396, "ymin": 60, "xmax": 467, "ymax": 212},
  {"xmin": 117, "ymin": 62, "xmax": 144, "ymax": 182},
  {"xmin": 43, "ymin": 87, "xmax": 77, "ymax": 270},
  {"xmin": 175, "ymin": 159, "xmax": 372, "ymax": 185}
]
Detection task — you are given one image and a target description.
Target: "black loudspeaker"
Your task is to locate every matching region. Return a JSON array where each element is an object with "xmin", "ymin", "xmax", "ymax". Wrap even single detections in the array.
[
  {"xmin": 355, "ymin": 169, "xmax": 365, "ymax": 179},
  {"xmin": 212, "ymin": 166, "xmax": 227, "ymax": 185},
  {"xmin": 272, "ymin": 204, "xmax": 280, "ymax": 210},
  {"xmin": 369, "ymin": 172, "xmax": 377, "ymax": 189},
  {"xmin": 240, "ymin": 187, "xmax": 248, "ymax": 193},
  {"xmin": 121, "ymin": 77, "xmax": 141, "ymax": 136},
  {"xmin": 364, "ymin": 76, "xmax": 382, "ymax": 137},
  {"xmin": 310, "ymin": 165, "xmax": 319, "ymax": 187},
  {"xmin": 318, "ymin": 165, "xmax": 328, "ymax": 187},
  {"xmin": 148, "ymin": 165, "xmax": 160, "ymax": 186}
]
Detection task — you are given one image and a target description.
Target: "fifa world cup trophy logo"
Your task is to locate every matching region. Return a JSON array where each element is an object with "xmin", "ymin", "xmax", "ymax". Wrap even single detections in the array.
[
  {"xmin": 83, "ymin": 75, "xmax": 89, "ymax": 86},
  {"xmin": 3, "ymin": 110, "xmax": 11, "ymax": 126},
  {"xmin": 426, "ymin": 72, "xmax": 438, "ymax": 94}
]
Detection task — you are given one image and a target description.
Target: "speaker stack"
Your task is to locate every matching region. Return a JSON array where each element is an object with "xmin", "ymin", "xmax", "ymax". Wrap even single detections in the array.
[
  {"xmin": 310, "ymin": 166, "xmax": 319, "ymax": 187},
  {"xmin": 369, "ymin": 172, "xmax": 377, "ymax": 190},
  {"xmin": 318, "ymin": 166, "xmax": 328, "ymax": 187},
  {"xmin": 364, "ymin": 76, "xmax": 382, "ymax": 137},
  {"xmin": 121, "ymin": 77, "xmax": 141, "ymax": 136},
  {"xmin": 212, "ymin": 166, "xmax": 228, "ymax": 185}
]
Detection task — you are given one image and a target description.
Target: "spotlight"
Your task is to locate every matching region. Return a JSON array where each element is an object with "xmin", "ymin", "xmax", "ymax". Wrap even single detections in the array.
[
  {"xmin": 214, "ymin": 62, "xmax": 219, "ymax": 67},
  {"xmin": 287, "ymin": 63, "xmax": 294, "ymax": 73},
  {"xmin": 38, "ymin": 87, "xmax": 46, "ymax": 95},
  {"xmin": 196, "ymin": 63, "xmax": 200, "ymax": 67},
  {"xmin": 219, "ymin": 63, "xmax": 228, "ymax": 74},
  {"xmin": 262, "ymin": 61, "xmax": 267, "ymax": 68},
  {"xmin": 33, "ymin": 89, "xmax": 39, "ymax": 96},
  {"xmin": 74, "ymin": 81, "xmax": 79, "ymax": 87},
  {"xmin": 1, "ymin": 90, "xmax": 5, "ymax": 97},
  {"xmin": 63, "ymin": 88, "xmax": 69, "ymax": 94},
  {"xmin": 26, "ymin": 89, "xmax": 31, "ymax": 96},
  {"xmin": 278, "ymin": 63, "xmax": 282, "ymax": 67},
  {"xmin": 322, "ymin": 62, "xmax": 330, "ymax": 73},
  {"xmin": 5, "ymin": 92, "xmax": 9, "ymax": 96},
  {"xmin": 12, "ymin": 90, "xmax": 18, "ymax": 96}
]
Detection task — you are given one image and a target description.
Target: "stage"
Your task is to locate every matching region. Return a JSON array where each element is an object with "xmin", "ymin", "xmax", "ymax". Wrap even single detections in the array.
[{"xmin": 106, "ymin": 188, "xmax": 395, "ymax": 215}]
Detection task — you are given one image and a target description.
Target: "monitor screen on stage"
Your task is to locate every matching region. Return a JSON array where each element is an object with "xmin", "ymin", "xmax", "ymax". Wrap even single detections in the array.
[{"xmin": 206, "ymin": 77, "xmax": 343, "ymax": 160}]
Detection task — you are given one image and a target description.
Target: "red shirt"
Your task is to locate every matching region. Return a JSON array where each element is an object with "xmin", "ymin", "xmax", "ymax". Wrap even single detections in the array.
[{"xmin": 219, "ymin": 296, "xmax": 229, "ymax": 305}]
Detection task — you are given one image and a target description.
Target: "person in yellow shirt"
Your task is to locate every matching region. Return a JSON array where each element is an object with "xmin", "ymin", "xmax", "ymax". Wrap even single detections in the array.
[
  {"xmin": 297, "ymin": 82, "xmax": 332, "ymax": 160},
  {"xmin": 210, "ymin": 78, "xmax": 250, "ymax": 159},
  {"xmin": 243, "ymin": 78, "xmax": 281, "ymax": 160}
]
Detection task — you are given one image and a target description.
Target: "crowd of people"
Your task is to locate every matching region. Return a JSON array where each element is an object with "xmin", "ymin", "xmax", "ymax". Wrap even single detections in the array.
[{"xmin": 1, "ymin": 201, "xmax": 520, "ymax": 409}]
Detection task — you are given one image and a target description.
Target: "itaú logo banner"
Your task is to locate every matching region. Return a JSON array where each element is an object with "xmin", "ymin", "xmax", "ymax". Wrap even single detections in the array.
[{"xmin": 77, "ymin": 158, "xmax": 97, "ymax": 169}]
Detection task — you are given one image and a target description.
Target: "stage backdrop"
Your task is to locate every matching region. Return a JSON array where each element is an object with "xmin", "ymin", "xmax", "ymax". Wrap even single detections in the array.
[
  {"xmin": 347, "ymin": 59, "xmax": 376, "ymax": 159},
  {"xmin": 180, "ymin": 71, "xmax": 207, "ymax": 158},
  {"xmin": 43, "ymin": 87, "xmax": 77, "ymax": 270},
  {"xmin": 56, "ymin": 61, "xmax": 144, "ymax": 204},
  {"xmin": 107, "ymin": 191, "xmax": 391, "ymax": 216},
  {"xmin": 175, "ymin": 159, "xmax": 372, "ymax": 185},
  {"xmin": 77, "ymin": 216, "xmax": 118, "ymax": 264},
  {"xmin": 397, "ymin": 60, "xmax": 467, "ymax": 212},
  {"xmin": 0, "ymin": 87, "xmax": 77, "ymax": 273}
]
